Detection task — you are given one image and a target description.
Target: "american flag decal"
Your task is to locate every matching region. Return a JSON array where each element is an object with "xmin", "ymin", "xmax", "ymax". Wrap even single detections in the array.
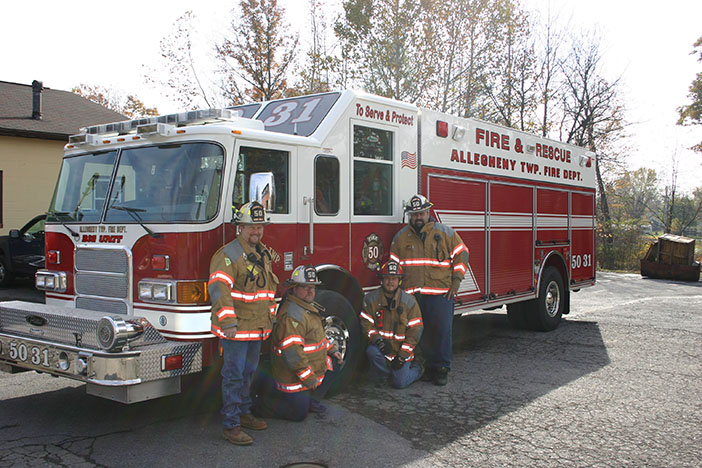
[{"xmin": 401, "ymin": 151, "xmax": 417, "ymax": 169}]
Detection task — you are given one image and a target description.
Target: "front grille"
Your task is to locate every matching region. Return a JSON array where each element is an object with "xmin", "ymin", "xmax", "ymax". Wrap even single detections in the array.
[
  {"xmin": 75, "ymin": 272, "xmax": 128, "ymax": 298},
  {"xmin": 76, "ymin": 297, "xmax": 128, "ymax": 315},
  {"xmin": 74, "ymin": 247, "xmax": 130, "ymax": 314},
  {"xmin": 76, "ymin": 248, "xmax": 128, "ymax": 273}
]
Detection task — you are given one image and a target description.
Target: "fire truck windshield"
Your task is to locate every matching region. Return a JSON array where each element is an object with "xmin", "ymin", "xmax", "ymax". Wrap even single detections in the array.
[{"xmin": 47, "ymin": 142, "xmax": 224, "ymax": 224}]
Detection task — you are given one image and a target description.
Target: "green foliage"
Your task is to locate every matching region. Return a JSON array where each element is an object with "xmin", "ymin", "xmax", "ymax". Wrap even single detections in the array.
[
  {"xmin": 597, "ymin": 220, "xmax": 650, "ymax": 271},
  {"xmin": 677, "ymin": 35, "xmax": 702, "ymax": 153}
]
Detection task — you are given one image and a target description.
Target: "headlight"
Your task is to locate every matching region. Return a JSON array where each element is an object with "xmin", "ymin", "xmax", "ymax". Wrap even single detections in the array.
[
  {"xmin": 35, "ymin": 271, "xmax": 67, "ymax": 292},
  {"xmin": 138, "ymin": 279, "xmax": 175, "ymax": 303},
  {"xmin": 96, "ymin": 316, "xmax": 144, "ymax": 352}
]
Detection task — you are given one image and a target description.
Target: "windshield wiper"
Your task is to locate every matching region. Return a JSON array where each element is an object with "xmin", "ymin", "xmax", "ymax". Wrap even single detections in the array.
[
  {"xmin": 110, "ymin": 205, "xmax": 161, "ymax": 238},
  {"xmin": 46, "ymin": 211, "xmax": 79, "ymax": 239},
  {"xmin": 73, "ymin": 173, "xmax": 100, "ymax": 219}
]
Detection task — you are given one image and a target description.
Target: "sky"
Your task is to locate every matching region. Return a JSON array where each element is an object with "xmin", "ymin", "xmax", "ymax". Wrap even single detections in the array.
[{"xmin": 3, "ymin": 0, "xmax": 701, "ymax": 192}]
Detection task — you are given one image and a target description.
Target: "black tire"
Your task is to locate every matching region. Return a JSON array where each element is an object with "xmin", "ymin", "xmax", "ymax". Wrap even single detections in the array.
[
  {"xmin": 314, "ymin": 289, "xmax": 361, "ymax": 396},
  {"xmin": 0, "ymin": 256, "xmax": 15, "ymax": 287},
  {"xmin": 506, "ymin": 301, "xmax": 530, "ymax": 329},
  {"xmin": 526, "ymin": 266, "xmax": 565, "ymax": 331}
]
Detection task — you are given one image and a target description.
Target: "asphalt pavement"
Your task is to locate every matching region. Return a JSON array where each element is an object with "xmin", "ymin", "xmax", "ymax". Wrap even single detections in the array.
[{"xmin": 0, "ymin": 272, "xmax": 700, "ymax": 467}]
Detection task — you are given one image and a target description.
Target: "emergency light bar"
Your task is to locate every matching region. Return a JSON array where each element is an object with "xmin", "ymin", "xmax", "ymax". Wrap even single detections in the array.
[{"xmin": 68, "ymin": 108, "xmax": 256, "ymax": 145}]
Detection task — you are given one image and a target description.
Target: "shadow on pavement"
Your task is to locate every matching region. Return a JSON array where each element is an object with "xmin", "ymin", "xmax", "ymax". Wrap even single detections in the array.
[{"xmin": 334, "ymin": 311, "xmax": 610, "ymax": 452}]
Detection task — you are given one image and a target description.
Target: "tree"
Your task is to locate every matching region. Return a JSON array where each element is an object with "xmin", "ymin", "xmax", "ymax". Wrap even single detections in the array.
[
  {"xmin": 295, "ymin": 0, "xmax": 341, "ymax": 94},
  {"xmin": 335, "ymin": 0, "xmax": 436, "ymax": 104},
  {"xmin": 216, "ymin": 0, "xmax": 299, "ymax": 103},
  {"xmin": 608, "ymin": 168, "xmax": 659, "ymax": 223},
  {"xmin": 72, "ymin": 84, "xmax": 159, "ymax": 118},
  {"xmin": 144, "ymin": 11, "xmax": 214, "ymax": 110},
  {"xmin": 677, "ymin": 35, "xmax": 702, "ymax": 153}
]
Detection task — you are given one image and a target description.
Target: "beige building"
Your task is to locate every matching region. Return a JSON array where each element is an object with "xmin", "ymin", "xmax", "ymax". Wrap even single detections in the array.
[{"xmin": 0, "ymin": 80, "xmax": 125, "ymax": 234}]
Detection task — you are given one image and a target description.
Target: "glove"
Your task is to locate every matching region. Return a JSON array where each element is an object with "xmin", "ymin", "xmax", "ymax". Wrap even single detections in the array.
[
  {"xmin": 301, "ymin": 374, "xmax": 317, "ymax": 391},
  {"xmin": 391, "ymin": 355, "xmax": 406, "ymax": 371},
  {"xmin": 372, "ymin": 336, "xmax": 391, "ymax": 355}
]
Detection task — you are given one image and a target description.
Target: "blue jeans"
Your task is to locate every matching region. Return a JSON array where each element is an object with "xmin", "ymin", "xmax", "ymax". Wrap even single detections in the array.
[
  {"xmin": 220, "ymin": 339, "xmax": 262, "ymax": 429},
  {"xmin": 253, "ymin": 360, "xmax": 339, "ymax": 421},
  {"xmin": 416, "ymin": 293, "xmax": 455, "ymax": 370},
  {"xmin": 366, "ymin": 344, "xmax": 422, "ymax": 389}
]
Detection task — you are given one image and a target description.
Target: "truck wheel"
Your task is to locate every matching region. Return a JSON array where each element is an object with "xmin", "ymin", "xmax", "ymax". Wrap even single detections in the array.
[
  {"xmin": 527, "ymin": 266, "xmax": 564, "ymax": 331},
  {"xmin": 506, "ymin": 302, "xmax": 529, "ymax": 329},
  {"xmin": 0, "ymin": 257, "xmax": 14, "ymax": 287},
  {"xmin": 314, "ymin": 289, "xmax": 360, "ymax": 396}
]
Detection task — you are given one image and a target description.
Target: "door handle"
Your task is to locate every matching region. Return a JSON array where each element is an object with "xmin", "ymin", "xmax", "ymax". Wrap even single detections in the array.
[{"xmin": 303, "ymin": 196, "xmax": 314, "ymax": 255}]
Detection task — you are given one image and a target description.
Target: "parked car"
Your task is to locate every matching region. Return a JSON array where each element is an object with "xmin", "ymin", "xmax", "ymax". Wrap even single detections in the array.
[{"xmin": 0, "ymin": 214, "xmax": 46, "ymax": 286}]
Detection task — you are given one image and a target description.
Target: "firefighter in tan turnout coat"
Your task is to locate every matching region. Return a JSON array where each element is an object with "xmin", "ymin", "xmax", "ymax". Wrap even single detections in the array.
[
  {"xmin": 253, "ymin": 265, "xmax": 343, "ymax": 421},
  {"xmin": 208, "ymin": 201, "xmax": 279, "ymax": 446},
  {"xmin": 360, "ymin": 260, "xmax": 424, "ymax": 388},
  {"xmin": 390, "ymin": 194, "xmax": 469, "ymax": 386}
]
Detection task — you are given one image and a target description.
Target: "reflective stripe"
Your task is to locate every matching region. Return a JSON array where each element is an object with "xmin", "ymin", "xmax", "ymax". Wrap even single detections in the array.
[
  {"xmin": 276, "ymin": 382, "xmax": 305, "ymax": 393},
  {"xmin": 407, "ymin": 317, "xmax": 423, "ymax": 327},
  {"xmin": 270, "ymin": 305, "xmax": 277, "ymax": 316},
  {"xmin": 278, "ymin": 335, "xmax": 305, "ymax": 349},
  {"xmin": 377, "ymin": 330, "xmax": 405, "ymax": 340},
  {"xmin": 230, "ymin": 290, "xmax": 276, "ymax": 303},
  {"xmin": 326, "ymin": 355, "xmax": 333, "ymax": 371},
  {"xmin": 401, "ymin": 343, "xmax": 414, "ymax": 352},
  {"xmin": 297, "ymin": 367, "xmax": 313, "ymax": 380},
  {"xmin": 417, "ymin": 287, "xmax": 450, "ymax": 295},
  {"xmin": 400, "ymin": 258, "xmax": 451, "ymax": 268},
  {"xmin": 217, "ymin": 307, "xmax": 237, "ymax": 319},
  {"xmin": 360, "ymin": 311, "xmax": 375, "ymax": 324},
  {"xmin": 390, "ymin": 252, "xmax": 401, "ymax": 262},
  {"xmin": 451, "ymin": 243, "xmax": 468, "ymax": 259},
  {"xmin": 208, "ymin": 271, "xmax": 234, "ymax": 289},
  {"xmin": 453, "ymin": 263, "xmax": 467, "ymax": 274},
  {"xmin": 367, "ymin": 329, "xmax": 378, "ymax": 338},
  {"xmin": 303, "ymin": 338, "xmax": 331, "ymax": 353},
  {"xmin": 211, "ymin": 324, "xmax": 271, "ymax": 341}
]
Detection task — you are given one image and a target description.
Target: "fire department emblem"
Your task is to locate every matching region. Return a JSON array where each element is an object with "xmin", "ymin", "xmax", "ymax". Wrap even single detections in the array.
[{"xmin": 362, "ymin": 233, "xmax": 384, "ymax": 271}]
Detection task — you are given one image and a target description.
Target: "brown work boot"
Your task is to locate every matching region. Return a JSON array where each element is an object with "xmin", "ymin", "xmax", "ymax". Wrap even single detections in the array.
[
  {"xmin": 240, "ymin": 413, "xmax": 267, "ymax": 431},
  {"xmin": 222, "ymin": 426, "xmax": 253, "ymax": 446}
]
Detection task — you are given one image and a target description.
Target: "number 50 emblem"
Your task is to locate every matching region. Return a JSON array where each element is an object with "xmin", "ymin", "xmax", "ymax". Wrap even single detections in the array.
[{"xmin": 362, "ymin": 233, "xmax": 384, "ymax": 271}]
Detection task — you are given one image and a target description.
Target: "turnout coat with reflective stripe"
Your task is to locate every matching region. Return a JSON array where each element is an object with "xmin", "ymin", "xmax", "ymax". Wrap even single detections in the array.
[
  {"xmin": 208, "ymin": 238, "xmax": 279, "ymax": 341},
  {"xmin": 360, "ymin": 288, "xmax": 423, "ymax": 361},
  {"xmin": 271, "ymin": 295, "xmax": 333, "ymax": 393},
  {"xmin": 389, "ymin": 221, "xmax": 469, "ymax": 295}
]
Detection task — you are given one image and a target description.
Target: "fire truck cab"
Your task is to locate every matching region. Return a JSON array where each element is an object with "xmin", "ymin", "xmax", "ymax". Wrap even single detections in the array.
[{"xmin": 0, "ymin": 90, "xmax": 595, "ymax": 402}]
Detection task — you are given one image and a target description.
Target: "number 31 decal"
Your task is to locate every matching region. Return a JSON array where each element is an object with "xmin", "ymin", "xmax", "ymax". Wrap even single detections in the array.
[{"xmin": 571, "ymin": 254, "xmax": 592, "ymax": 269}]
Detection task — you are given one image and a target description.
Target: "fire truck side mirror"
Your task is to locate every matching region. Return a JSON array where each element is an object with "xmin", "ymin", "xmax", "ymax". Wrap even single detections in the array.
[{"xmin": 249, "ymin": 172, "xmax": 275, "ymax": 212}]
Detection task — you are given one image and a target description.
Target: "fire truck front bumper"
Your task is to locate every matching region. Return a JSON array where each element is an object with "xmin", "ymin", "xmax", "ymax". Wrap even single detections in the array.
[{"xmin": 0, "ymin": 301, "xmax": 202, "ymax": 402}]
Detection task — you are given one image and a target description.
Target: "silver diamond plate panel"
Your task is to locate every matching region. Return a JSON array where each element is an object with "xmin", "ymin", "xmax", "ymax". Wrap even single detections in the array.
[
  {"xmin": 138, "ymin": 342, "xmax": 202, "ymax": 381},
  {"xmin": 75, "ymin": 272, "xmax": 128, "ymax": 298},
  {"xmin": 76, "ymin": 248, "xmax": 128, "ymax": 273},
  {"xmin": 76, "ymin": 297, "xmax": 128, "ymax": 315},
  {"xmin": 0, "ymin": 301, "xmax": 166, "ymax": 350}
]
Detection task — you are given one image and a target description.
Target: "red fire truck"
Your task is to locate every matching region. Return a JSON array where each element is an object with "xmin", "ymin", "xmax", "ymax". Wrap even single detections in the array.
[{"xmin": 0, "ymin": 90, "xmax": 596, "ymax": 402}]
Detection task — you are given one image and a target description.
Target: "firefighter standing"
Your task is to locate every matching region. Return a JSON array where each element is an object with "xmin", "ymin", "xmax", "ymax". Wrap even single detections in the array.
[
  {"xmin": 390, "ymin": 194, "xmax": 469, "ymax": 386},
  {"xmin": 253, "ymin": 265, "xmax": 343, "ymax": 421},
  {"xmin": 360, "ymin": 260, "xmax": 424, "ymax": 388},
  {"xmin": 208, "ymin": 201, "xmax": 279, "ymax": 446}
]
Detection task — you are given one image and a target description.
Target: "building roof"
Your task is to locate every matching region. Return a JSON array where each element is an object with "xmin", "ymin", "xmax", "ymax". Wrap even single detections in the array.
[{"xmin": 0, "ymin": 80, "xmax": 127, "ymax": 141}]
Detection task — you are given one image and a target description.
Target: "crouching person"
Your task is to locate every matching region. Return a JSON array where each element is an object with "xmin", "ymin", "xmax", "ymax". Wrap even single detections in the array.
[
  {"xmin": 253, "ymin": 265, "xmax": 343, "ymax": 421},
  {"xmin": 360, "ymin": 260, "xmax": 424, "ymax": 389}
]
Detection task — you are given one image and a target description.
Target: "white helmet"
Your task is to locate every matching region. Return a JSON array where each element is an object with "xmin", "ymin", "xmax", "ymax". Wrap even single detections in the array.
[
  {"xmin": 404, "ymin": 194, "xmax": 433, "ymax": 213},
  {"xmin": 234, "ymin": 201, "xmax": 270, "ymax": 225},
  {"xmin": 285, "ymin": 265, "xmax": 322, "ymax": 287}
]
